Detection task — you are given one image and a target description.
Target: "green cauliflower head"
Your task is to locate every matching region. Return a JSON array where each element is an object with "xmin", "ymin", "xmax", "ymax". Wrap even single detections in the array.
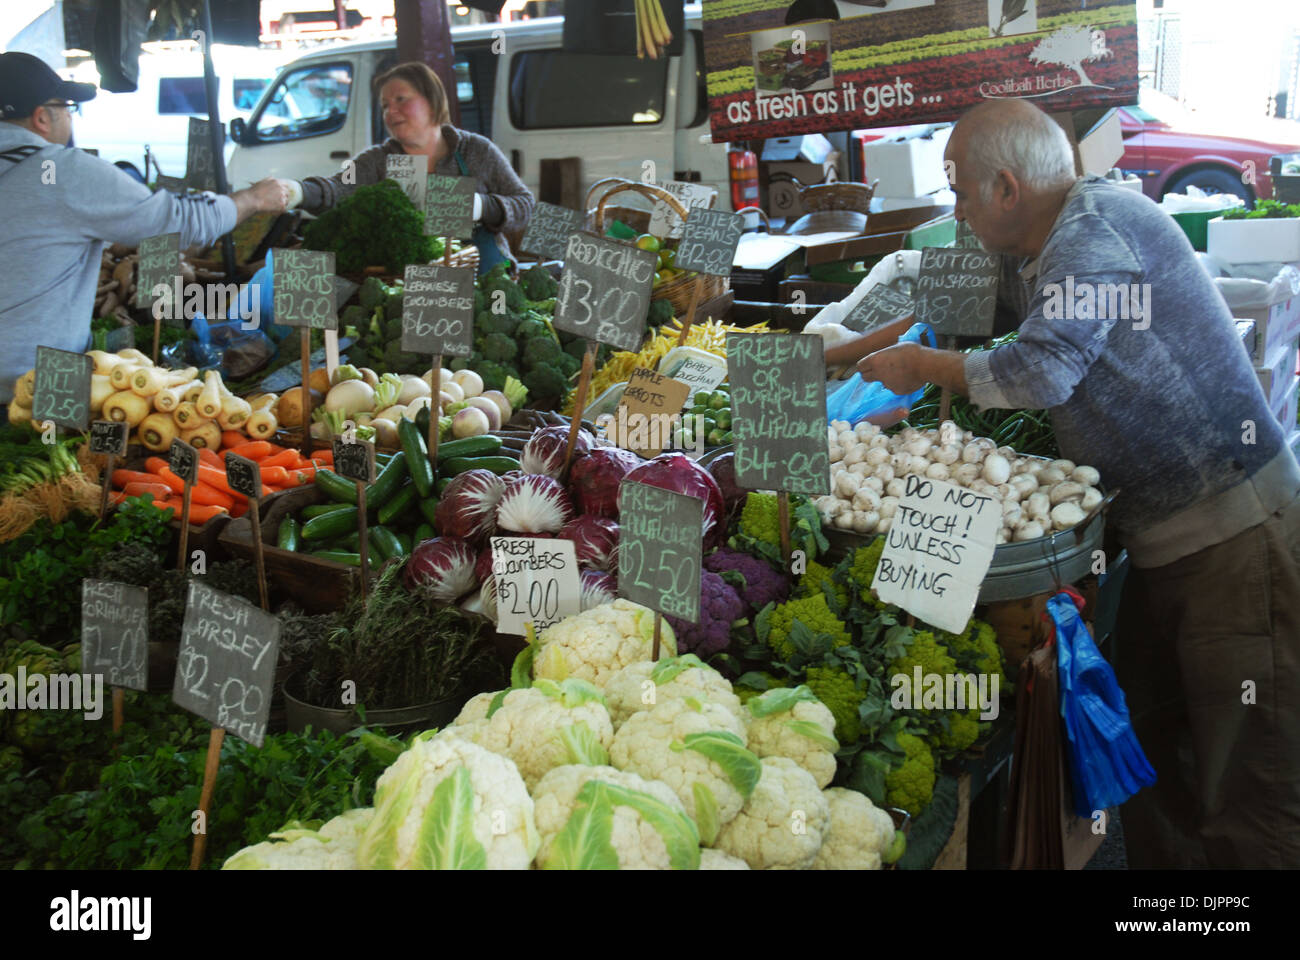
[
  {"xmin": 744, "ymin": 686, "xmax": 839, "ymax": 789},
  {"xmin": 533, "ymin": 599, "xmax": 676, "ymax": 689},
  {"xmin": 811, "ymin": 787, "xmax": 896, "ymax": 870},
  {"xmin": 884, "ymin": 731, "xmax": 936, "ymax": 816},
  {"xmin": 714, "ymin": 757, "xmax": 830, "ymax": 870},
  {"xmin": 804, "ymin": 666, "xmax": 865, "ymax": 745},
  {"xmin": 887, "ymin": 631, "xmax": 959, "ymax": 718},
  {"xmin": 602, "ymin": 654, "xmax": 745, "ymax": 730},
  {"xmin": 767, "ymin": 593, "xmax": 851, "ymax": 661}
]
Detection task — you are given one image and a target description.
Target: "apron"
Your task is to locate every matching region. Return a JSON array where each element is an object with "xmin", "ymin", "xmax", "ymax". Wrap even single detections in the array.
[{"xmin": 454, "ymin": 149, "xmax": 510, "ymax": 277}]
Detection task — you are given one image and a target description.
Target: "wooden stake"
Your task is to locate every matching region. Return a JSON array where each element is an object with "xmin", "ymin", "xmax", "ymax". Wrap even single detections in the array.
[
  {"xmin": 428, "ymin": 352, "xmax": 442, "ymax": 473},
  {"xmin": 676, "ymin": 275, "xmax": 705, "ymax": 346},
  {"xmin": 112, "ymin": 686, "xmax": 124, "ymax": 736},
  {"xmin": 777, "ymin": 490, "xmax": 792, "ymax": 570},
  {"xmin": 189, "ymin": 725, "xmax": 225, "ymax": 870},
  {"xmin": 176, "ymin": 480, "xmax": 193, "ymax": 571},
  {"xmin": 651, "ymin": 612, "xmax": 663, "ymax": 661},
  {"xmin": 356, "ymin": 481, "xmax": 369, "ymax": 602},
  {"xmin": 300, "ymin": 328, "xmax": 313, "ymax": 458},
  {"xmin": 99, "ymin": 452, "xmax": 115, "ymax": 520},
  {"xmin": 152, "ymin": 314, "xmax": 162, "ymax": 365},
  {"xmin": 564, "ymin": 341, "xmax": 599, "ymax": 473},
  {"xmin": 249, "ymin": 496, "xmax": 269, "ymax": 612}
]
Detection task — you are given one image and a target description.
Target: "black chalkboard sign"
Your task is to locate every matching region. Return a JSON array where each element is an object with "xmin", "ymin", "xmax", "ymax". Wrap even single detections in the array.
[
  {"xmin": 521, "ymin": 201, "xmax": 585, "ymax": 261},
  {"xmin": 169, "ymin": 438, "xmax": 199, "ymax": 486},
  {"xmin": 954, "ymin": 221, "xmax": 983, "ymax": 250},
  {"xmin": 675, "ymin": 207, "xmax": 744, "ymax": 277},
  {"xmin": 136, "ymin": 232, "xmax": 180, "ymax": 314},
  {"xmin": 32, "ymin": 346, "xmax": 93, "ymax": 430},
  {"xmin": 401, "ymin": 264, "xmax": 475, "ymax": 357},
  {"xmin": 173, "ymin": 581, "xmax": 281, "ymax": 747},
  {"xmin": 89, "ymin": 420, "xmax": 129, "ymax": 457},
  {"xmin": 727, "ymin": 332, "xmax": 830, "ymax": 497},
  {"xmin": 618, "ymin": 480, "xmax": 703, "ymax": 623},
  {"xmin": 185, "ymin": 118, "xmax": 217, "ymax": 192},
  {"xmin": 913, "ymin": 247, "xmax": 1000, "ymax": 337},
  {"xmin": 333, "ymin": 437, "xmax": 376, "ymax": 484},
  {"xmin": 224, "ymin": 452, "xmax": 261, "ymax": 499},
  {"xmin": 81, "ymin": 579, "xmax": 149, "ymax": 692},
  {"xmin": 274, "ymin": 249, "xmax": 337, "ymax": 330},
  {"xmin": 424, "ymin": 173, "xmax": 476, "ymax": 240},
  {"xmin": 842, "ymin": 285, "xmax": 914, "ymax": 334},
  {"xmin": 554, "ymin": 233, "xmax": 658, "ymax": 352}
]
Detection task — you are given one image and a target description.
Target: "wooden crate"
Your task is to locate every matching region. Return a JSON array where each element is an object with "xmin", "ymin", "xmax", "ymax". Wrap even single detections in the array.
[
  {"xmin": 218, "ymin": 486, "xmax": 360, "ymax": 614},
  {"xmin": 932, "ymin": 773, "xmax": 971, "ymax": 870}
]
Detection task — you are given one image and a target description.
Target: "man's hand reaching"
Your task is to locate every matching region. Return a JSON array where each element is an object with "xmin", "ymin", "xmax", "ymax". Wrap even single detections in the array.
[{"xmin": 232, "ymin": 178, "xmax": 291, "ymax": 223}]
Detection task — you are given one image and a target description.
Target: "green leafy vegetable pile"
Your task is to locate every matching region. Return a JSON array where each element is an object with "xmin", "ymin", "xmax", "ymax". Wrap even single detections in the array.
[{"xmin": 302, "ymin": 179, "xmax": 444, "ymax": 275}]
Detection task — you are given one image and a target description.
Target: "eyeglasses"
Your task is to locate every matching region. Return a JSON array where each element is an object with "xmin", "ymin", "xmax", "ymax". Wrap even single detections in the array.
[{"xmin": 39, "ymin": 101, "xmax": 80, "ymax": 115}]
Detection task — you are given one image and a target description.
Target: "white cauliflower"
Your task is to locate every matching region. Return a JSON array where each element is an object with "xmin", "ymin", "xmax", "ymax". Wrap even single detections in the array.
[
  {"xmin": 743, "ymin": 686, "xmax": 839, "ymax": 789},
  {"xmin": 222, "ymin": 808, "xmax": 373, "ymax": 870},
  {"xmin": 603, "ymin": 654, "xmax": 745, "ymax": 730},
  {"xmin": 453, "ymin": 690, "xmax": 499, "ymax": 726},
  {"xmin": 609, "ymin": 696, "xmax": 759, "ymax": 846},
  {"xmin": 811, "ymin": 787, "xmax": 897, "ymax": 870},
  {"xmin": 532, "ymin": 765, "xmax": 700, "ymax": 870},
  {"xmin": 532, "ymin": 599, "xmax": 675, "ymax": 689},
  {"xmin": 714, "ymin": 757, "xmax": 829, "ymax": 870},
  {"xmin": 465, "ymin": 679, "xmax": 614, "ymax": 789},
  {"xmin": 699, "ymin": 848, "xmax": 751, "ymax": 870},
  {"xmin": 356, "ymin": 731, "xmax": 539, "ymax": 869}
]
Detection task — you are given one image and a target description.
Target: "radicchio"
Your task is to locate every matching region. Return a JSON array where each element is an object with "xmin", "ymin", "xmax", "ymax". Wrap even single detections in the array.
[
  {"xmin": 434, "ymin": 469, "xmax": 506, "ymax": 543},
  {"xmin": 620, "ymin": 452, "xmax": 727, "ymax": 547},
  {"xmin": 568, "ymin": 446, "xmax": 642, "ymax": 519},
  {"xmin": 706, "ymin": 451, "xmax": 745, "ymax": 520},
  {"xmin": 404, "ymin": 537, "xmax": 478, "ymax": 602},
  {"xmin": 558, "ymin": 516, "xmax": 619, "ymax": 572},
  {"xmin": 496, "ymin": 473, "xmax": 574, "ymax": 534},
  {"xmin": 579, "ymin": 570, "xmax": 617, "ymax": 611},
  {"xmin": 520, "ymin": 425, "xmax": 590, "ymax": 478},
  {"xmin": 474, "ymin": 546, "xmax": 495, "ymax": 583}
]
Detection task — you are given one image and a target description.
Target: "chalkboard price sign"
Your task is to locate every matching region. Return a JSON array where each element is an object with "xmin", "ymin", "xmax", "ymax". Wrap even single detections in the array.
[
  {"xmin": 386, "ymin": 154, "xmax": 427, "ymax": 213},
  {"xmin": 185, "ymin": 118, "xmax": 217, "ymax": 192},
  {"xmin": 554, "ymin": 233, "xmax": 657, "ymax": 352},
  {"xmin": 842, "ymin": 284, "xmax": 914, "ymax": 334},
  {"xmin": 424, "ymin": 174, "xmax": 476, "ymax": 240},
  {"xmin": 401, "ymin": 264, "xmax": 475, "ymax": 357},
  {"xmin": 89, "ymin": 420, "xmax": 128, "ymax": 457},
  {"xmin": 32, "ymin": 346, "xmax": 93, "ymax": 430},
  {"xmin": 173, "ymin": 581, "xmax": 281, "ymax": 747},
  {"xmin": 333, "ymin": 437, "xmax": 376, "ymax": 484},
  {"xmin": 136, "ymin": 232, "xmax": 181, "ymax": 313},
  {"xmin": 273, "ymin": 249, "xmax": 337, "ymax": 330},
  {"xmin": 913, "ymin": 247, "xmax": 1000, "ymax": 338},
  {"xmin": 168, "ymin": 438, "xmax": 199, "ymax": 486},
  {"xmin": 224, "ymin": 453, "xmax": 261, "ymax": 499},
  {"xmin": 520, "ymin": 201, "xmax": 585, "ymax": 261},
  {"xmin": 81, "ymin": 579, "xmax": 149, "ymax": 692},
  {"xmin": 675, "ymin": 207, "xmax": 744, "ymax": 277},
  {"xmin": 954, "ymin": 221, "xmax": 984, "ymax": 250},
  {"xmin": 618, "ymin": 480, "xmax": 703, "ymax": 623},
  {"xmin": 727, "ymin": 333, "xmax": 830, "ymax": 497}
]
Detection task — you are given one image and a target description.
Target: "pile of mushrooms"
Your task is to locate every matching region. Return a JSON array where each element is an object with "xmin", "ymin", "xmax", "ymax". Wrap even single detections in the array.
[{"xmin": 817, "ymin": 419, "xmax": 1103, "ymax": 544}]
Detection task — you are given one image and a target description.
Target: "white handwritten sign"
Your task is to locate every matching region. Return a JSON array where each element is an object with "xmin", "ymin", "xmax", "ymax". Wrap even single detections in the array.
[
  {"xmin": 490, "ymin": 537, "xmax": 581, "ymax": 635},
  {"xmin": 870, "ymin": 475, "xmax": 1000, "ymax": 634},
  {"xmin": 648, "ymin": 181, "xmax": 717, "ymax": 239}
]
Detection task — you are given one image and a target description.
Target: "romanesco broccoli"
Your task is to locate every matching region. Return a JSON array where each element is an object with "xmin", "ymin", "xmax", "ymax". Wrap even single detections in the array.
[
  {"xmin": 935, "ymin": 710, "xmax": 981, "ymax": 754},
  {"xmin": 797, "ymin": 559, "xmax": 848, "ymax": 608},
  {"xmin": 767, "ymin": 594, "xmax": 850, "ymax": 661},
  {"xmin": 886, "ymin": 631, "xmax": 958, "ymax": 717},
  {"xmin": 847, "ymin": 538, "xmax": 887, "ymax": 608},
  {"xmin": 804, "ymin": 666, "xmax": 864, "ymax": 744},
  {"xmin": 885, "ymin": 731, "xmax": 936, "ymax": 815},
  {"xmin": 944, "ymin": 619, "xmax": 1007, "ymax": 685}
]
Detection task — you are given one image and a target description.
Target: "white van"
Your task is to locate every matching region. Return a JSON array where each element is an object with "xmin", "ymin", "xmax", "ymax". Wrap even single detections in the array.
[
  {"xmin": 67, "ymin": 43, "xmax": 288, "ymax": 181},
  {"xmin": 226, "ymin": 8, "xmax": 736, "ymax": 210}
]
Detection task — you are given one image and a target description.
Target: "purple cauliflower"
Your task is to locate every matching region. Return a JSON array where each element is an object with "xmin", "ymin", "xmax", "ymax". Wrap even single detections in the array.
[
  {"xmin": 704, "ymin": 547, "xmax": 792, "ymax": 618},
  {"xmin": 665, "ymin": 570, "xmax": 747, "ymax": 658}
]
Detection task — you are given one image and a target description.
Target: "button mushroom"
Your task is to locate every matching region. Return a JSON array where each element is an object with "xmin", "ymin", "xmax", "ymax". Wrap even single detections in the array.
[{"xmin": 1050, "ymin": 501, "xmax": 1086, "ymax": 531}]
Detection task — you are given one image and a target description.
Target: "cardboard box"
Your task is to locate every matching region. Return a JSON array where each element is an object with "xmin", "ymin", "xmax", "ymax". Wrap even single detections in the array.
[
  {"xmin": 1274, "ymin": 374, "xmax": 1300, "ymax": 430},
  {"xmin": 861, "ymin": 126, "xmax": 952, "ymax": 198},
  {"xmin": 762, "ymin": 133, "xmax": 840, "ymax": 187},
  {"xmin": 1256, "ymin": 338, "xmax": 1300, "ymax": 412},
  {"xmin": 762, "ymin": 152, "xmax": 840, "ymax": 188},
  {"xmin": 1233, "ymin": 290, "xmax": 1300, "ymax": 363},
  {"xmin": 1208, "ymin": 216, "xmax": 1300, "ymax": 264},
  {"xmin": 1052, "ymin": 109, "xmax": 1124, "ymax": 177}
]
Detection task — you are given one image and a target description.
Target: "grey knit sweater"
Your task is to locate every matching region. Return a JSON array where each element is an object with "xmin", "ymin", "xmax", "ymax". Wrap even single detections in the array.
[{"xmin": 299, "ymin": 125, "xmax": 534, "ymax": 263}]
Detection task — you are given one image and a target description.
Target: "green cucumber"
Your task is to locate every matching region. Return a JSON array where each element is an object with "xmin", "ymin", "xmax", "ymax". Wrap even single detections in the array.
[
  {"xmin": 311, "ymin": 550, "xmax": 362, "ymax": 567},
  {"xmin": 302, "ymin": 502, "xmax": 354, "ymax": 519},
  {"xmin": 314, "ymin": 468, "xmax": 358, "ymax": 504},
  {"xmin": 399, "ymin": 418, "xmax": 434, "ymax": 497},
  {"xmin": 277, "ymin": 517, "xmax": 300, "ymax": 552},
  {"xmin": 302, "ymin": 506, "xmax": 359, "ymax": 541},
  {"xmin": 364, "ymin": 451, "xmax": 408, "ymax": 511},
  {"xmin": 394, "ymin": 531, "xmax": 413, "ymax": 555},
  {"xmin": 436, "ymin": 435, "xmax": 503, "ymax": 461},
  {"xmin": 369, "ymin": 526, "xmax": 405, "ymax": 561},
  {"xmin": 378, "ymin": 483, "xmax": 419, "ymax": 525},
  {"xmin": 439, "ymin": 456, "xmax": 518, "ymax": 476},
  {"xmin": 419, "ymin": 496, "xmax": 440, "ymax": 526},
  {"xmin": 414, "ymin": 522, "xmax": 434, "ymax": 543},
  {"xmin": 436, "ymin": 477, "xmax": 453, "ymax": 496}
]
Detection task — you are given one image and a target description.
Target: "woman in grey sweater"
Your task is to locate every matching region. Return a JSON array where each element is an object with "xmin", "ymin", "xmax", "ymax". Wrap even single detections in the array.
[{"xmin": 287, "ymin": 61, "xmax": 533, "ymax": 273}]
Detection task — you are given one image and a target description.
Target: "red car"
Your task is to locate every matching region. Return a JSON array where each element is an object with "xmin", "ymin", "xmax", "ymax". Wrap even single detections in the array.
[{"xmin": 1118, "ymin": 89, "xmax": 1300, "ymax": 206}]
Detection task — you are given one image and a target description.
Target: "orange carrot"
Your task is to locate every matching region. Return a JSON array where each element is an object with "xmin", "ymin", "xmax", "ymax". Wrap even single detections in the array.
[
  {"xmin": 176, "ymin": 502, "xmax": 228, "ymax": 524},
  {"xmin": 261, "ymin": 449, "xmax": 301, "ymax": 469},
  {"xmin": 197, "ymin": 464, "xmax": 247, "ymax": 501},
  {"xmin": 227, "ymin": 440, "xmax": 274, "ymax": 461},
  {"xmin": 197, "ymin": 447, "xmax": 223, "ymax": 470},
  {"xmin": 112, "ymin": 469, "xmax": 159, "ymax": 488},
  {"xmin": 145, "ymin": 462, "xmax": 188, "ymax": 495},
  {"xmin": 258, "ymin": 465, "xmax": 290, "ymax": 486},
  {"xmin": 278, "ymin": 467, "xmax": 317, "ymax": 488},
  {"xmin": 144, "ymin": 456, "xmax": 169, "ymax": 475},
  {"xmin": 229, "ymin": 501, "xmax": 248, "ymax": 518},
  {"xmin": 221, "ymin": 431, "xmax": 246, "ymax": 450},
  {"xmin": 122, "ymin": 481, "xmax": 172, "ymax": 500},
  {"xmin": 311, "ymin": 448, "xmax": 334, "ymax": 464},
  {"xmin": 191, "ymin": 483, "xmax": 235, "ymax": 510}
]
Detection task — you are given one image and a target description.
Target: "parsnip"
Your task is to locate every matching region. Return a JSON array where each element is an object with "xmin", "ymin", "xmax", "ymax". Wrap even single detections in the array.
[
  {"xmin": 172, "ymin": 401, "xmax": 201, "ymax": 429},
  {"xmin": 217, "ymin": 394, "xmax": 252, "ymax": 430},
  {"xmin": 197, "ymin": 371, "xmax": 222, "ymax": 420},
  {"xmin": 90, "ymin": 375, "xmax": 115, "ymax": 414},
  {"xmin": 109, "ymin": 362, "xmax": 141, "ymax": 391},
  {"xmin": 102, "ymin": 389, "xmax": 150, "ymax": 427},
  {"xmin": 138, "ymin": 412, "xmax": 178, "ymax": 452},
  {"xmin": 181, "ymin": 420, "xmax": 221, "ymax": 450},
  {"xmin": 86, "ymin": 351, "xmax": 126, "ymax": 376},
  {"xmin": 116, "ymin": 348, "xmax": 152, "ymax": 365},
  {"xmin": 244, "ymin": 408, "xmax": 278, "ymax": 440},
  {"xmin": 12, "ymin": 370, "xmax": 35, "ymax": 406}
]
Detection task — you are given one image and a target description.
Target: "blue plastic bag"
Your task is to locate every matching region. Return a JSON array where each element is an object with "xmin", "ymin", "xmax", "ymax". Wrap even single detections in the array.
[
  {"xmin": 1051, "ymin": 592, "xmax": 1156, "ymax": 817},
  {"xmin": 825, "ymin": 321, "xmax": 937, "ymax": 425}
]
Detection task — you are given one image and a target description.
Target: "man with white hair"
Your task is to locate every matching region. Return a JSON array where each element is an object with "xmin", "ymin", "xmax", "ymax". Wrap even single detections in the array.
[{"xmin": 837, "ymin": 98, "xmax": 1300, "ymax": 868}]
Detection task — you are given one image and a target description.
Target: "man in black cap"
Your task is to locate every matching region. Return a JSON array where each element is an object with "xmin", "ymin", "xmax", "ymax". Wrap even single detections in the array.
[{"xmin": 0, "ymin": 52, "xmax": 288, "ymax": 416}]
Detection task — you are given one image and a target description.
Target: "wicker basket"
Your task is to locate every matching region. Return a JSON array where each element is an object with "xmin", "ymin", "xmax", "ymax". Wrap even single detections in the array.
[{"xmin": 799, "ymin": 180, "xmax": 877, "ymax": 214}]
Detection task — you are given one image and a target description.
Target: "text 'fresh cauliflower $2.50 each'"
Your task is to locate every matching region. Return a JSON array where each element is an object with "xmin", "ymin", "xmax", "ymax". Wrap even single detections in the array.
[
  {"xmin": 223, "ymin": 809, "xmax": 375, "ymax": 870},
  {"xmin": 811, "ymin": 787, "xmax": 897, "ymax": 870},
  {"xmin": 532, "ymin": 599, "xmax": 676, "ymax": 689},
  {"xmin": 609, "ymin": 696, "xmax": 760, "ymax": 846},
  {"xmin": 602, "ymin": 654, "xmax": 746, "ymax": 730},
  {"xmin": 531, "ymin": 765, "xmax": 701, "ymax": 870},
  {"xmin": 714, "ymin": 757, "xmax": 830, "ymax": 870},
  {"xmin": 356, "ymin": 731, "xmax": 539, "ymax": 869},
  {"xmin": 744, "ymin": 686, "xmax": 839, "ymax": 789}
]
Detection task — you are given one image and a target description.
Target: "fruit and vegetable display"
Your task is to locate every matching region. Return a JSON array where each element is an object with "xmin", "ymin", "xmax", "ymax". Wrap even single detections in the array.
[{"xmin": 819, "ymin": 419, "xmax": 1104, "ymax": 544}]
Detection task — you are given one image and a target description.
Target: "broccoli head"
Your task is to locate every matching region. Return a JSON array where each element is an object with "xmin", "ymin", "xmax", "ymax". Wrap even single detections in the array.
[
  {"xmin": 483, "ymin": 276, "xmax": 526, "ymax": 314},
  {"xmin": 449, "ymin": 356, "xmax": 472, "ymax": 372},
  {"xmin": 481, "ymin": 332, "xmax": 518, "ymax": 364},
  {"xmin": 555, "ymin": 352, "xmax": 581, "ymax": 378},
  {"xmin": 563, "ymin": 337, "xmax": 588, "ymax": 360},
  {"xmin": 303, "ymin": 180, "xmax": 440, "ymax": 275},
  {"xmin": 382, "ymin": 340, "xmax": 426, "ymax": 376},
  {"xmin": 886, "ymin": 631, "xmax": 959, "ymax": 718},
  {"xmin": 384, "ymin": 292, "xmax": 405, "ymax": 322},
  {"xmin": 522, "ymin": 364, "xmax": 568, "ymax": 400},
  {"xmin": 885, "ymin": 731, "xmax": 936, "ymax": 815},
  {"xmin": 516, "ymin": 316, "xmax": 549, "ymax": 341},
  {"xmin": 340, "ymin": 303, "xmax": 369, "ymax": 329},
  {"xmin": 473, "ymin": 360, "xmax": 519, "ymax": 392},
  {"xmin": 475, "ymin": 309, "xmax": 518, "ymax": 338},
  {"xmin": 473, "ymin": 288, "xmax": 486, "ymax": 314},
  {"xmin": 646, "ymin": 298, "xmax": 675, "ymax": 329},
  {"xmin": 358, "ymin": 275, "xmax": 390, "ymax": 311},
  {"xmin": 482, "ymin": 261, "xmax": 511, "ymax": 285},
  {"xmin": 523, "ymin": 336, "xmax": 564, "ymax": 368},
  {"xmin": 520, "ymin": 264, "xmax": 559, "ymax": 301}
]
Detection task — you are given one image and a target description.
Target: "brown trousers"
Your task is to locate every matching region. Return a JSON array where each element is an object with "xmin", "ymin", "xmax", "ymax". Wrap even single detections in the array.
[{"xmin": 1116, "ymin": 497, "xmax": 1300, "ymax": 868}]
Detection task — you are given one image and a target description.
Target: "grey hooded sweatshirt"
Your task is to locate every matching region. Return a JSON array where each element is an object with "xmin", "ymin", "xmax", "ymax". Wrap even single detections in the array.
[{"xmin": 0, "ymin": 125, "xmax": 236, "ymax": 403}]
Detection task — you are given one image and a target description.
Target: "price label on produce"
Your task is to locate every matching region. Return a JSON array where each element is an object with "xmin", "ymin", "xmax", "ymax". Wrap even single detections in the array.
[
  {"xmin": 81, "ymin": 579, "xmax": 149, "ymax": 692},
  {"xmin": 648, "ymin": 181, "xmax": 717, "ymax": 239},
  {"xmin": 490, "ymin": 537, "xmax": 581, "ymax": 635},
  {"xmin": 386, "ymin": 154, "xmax": 427, "ymax": 213},
  {"xmin": 224, "ymin": 453, "xmax": 261, "ymax": 500},
  {"xmin": 842, "ymin": 285, "xmax": 914, "ymax": 334},
  {"xmin": 172, "ymin": 581, "xmax": 280, "ymax": 748},
  {"xmin": 913, "ymin": 247, "xmax": 1000, "ymax": 338},
  {"xmin": 89, "ymin": 420, "xmax": 128, "ymax": 457},
  {"xmin": 870, "ymin": 475, "xmax": 1000, "ymax": 634},
  {"xmin": 273, "ymin": 249, "xmax": 337, "ymax": 330},
  {"xmin": 611, "ymin": 367, "xmax": 691, "ymax": 458},
  {"xmin": 32, "ymin": 346, "xmax": 93, "ymax": 431},
  {"xmin": 675, "ymin": 207, "xmax": 744, "ymax": 277},
  {"xmin": 424, "ymin": 173, "xmax": 476, "ymax": 240},
  {"xmin": 136, "ymin": 232, "xmax": 181, "ymax": 316},
  {"xmin": 185, "ymin": 118, "xmax": 217, "ymax": 192},
  {"xmin": 618, "ymin": 480, "xmax": 703, "ymax": 623},
  {"xmin": 554, "ymin": 232, "xmax": 658, "ymax": 352},
  {"xmin": 168, "ymin": 438, "xmax": 199, "ymax": 486},
  {"xmin": 401, "ymin": 264, "xmax": 475, "ymax": 357},
  {"xmin": 332, "ymin": 437, "xmax": 375, "ymax": 484},
  {"xmin": 727, "ymin": 332, "xmax": 830, "ymax": 497},
  {"xmin": 521, "ymin": 201, "xmax": 585, "ymax": 261}
]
